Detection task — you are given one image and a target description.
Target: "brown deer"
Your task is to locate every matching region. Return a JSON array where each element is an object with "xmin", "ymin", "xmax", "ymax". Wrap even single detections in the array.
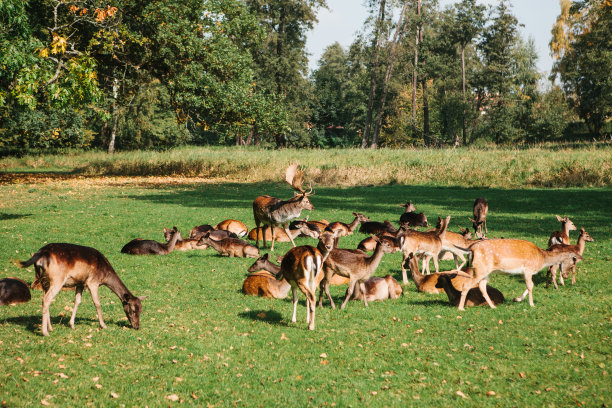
[
  {"xmin": 163, "ymin": 228, "xmax": 207, "ymax": 251},
  {"xmin": 346, "ymin": 275, "xmax": 403, "ymax": 302},
  {"xmin": 435, "ymin": 273, "xmax": 505, "ymax": 307},
  {"xmin": 399, "ymin": 202, "xmax": 428, "ymax": 228},
  {"xmin": 452, "ymin": 239, "xmax": 583, "ymax": 311},
  {"xmin": 431, "ymin": 220, "xmax": 478, "ymax": 270},
  {"xmin": 243, "ymin": 254, "xmax": 290, "ymax": 299},
  {"xmin": 19, "ymin": 243, "xmax": 145, "ymax": 336},
  {"xmin": 399, "ymin": 216, "xmax": 451, "ymax": 284},
  {"xmin": 198, "ymin": 232, "xmax": 259, "ymax": 258},
  {"xmin": 189, "ymin": 224, "xmax": 215, "ymax": 240},
  {"xmin": 404, "ymin": 255, "xmax": 472, "ymax": 294},
  {"xmin": 248, "ymin": 220, "xmax": 320, "ymax": 243},
  {"xmin": 216, "ymin": 219, "xmax": 248, "ymax": 237},
  {"xmin": 359, "ymin": 220, "xmax": 397, "ymax": 235},
  {"xmin": 547, "ymin": 228, "xmax": 593, "ymax": 289},
  {"xmin": 357, "ymin": 234, "xmax": 403, "ymax": 253},
  {"xmin": 326, "ymin": 212, "xmax": 370, "ymax": 237},
  {"xmin": 289, "ymin": 217, "xmax": 322, "ymax": 238},
  {"xmin": 0, "ymin": 278, "xmax": 31, "ymax": 305},
  {"xmin": 277, "ymin": 245, "xmax": 323, "ymax": 330},
  {"xmin": 121, "ymin": 227, "xmax": 181, "ymax": 255},
  {"xmin": 469, "ymin": 197, "xmax": 488, "ymax": 238},
  {"xmin": 548, "ymin": 215, "xmax": 577, "ymax": 246},
  {"xmin": 318, "ymin": 235, "xmax": 395, "ymax": 310},
  {"xmin": 253, "ymin": 164, "xmax": 314, "ymax": 251}
]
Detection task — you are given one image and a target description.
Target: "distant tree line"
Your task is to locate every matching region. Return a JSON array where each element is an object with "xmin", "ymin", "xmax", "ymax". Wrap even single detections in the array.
[{"xmin": 0, "ymin": 0, "xmax": 609, "ymax": 152}]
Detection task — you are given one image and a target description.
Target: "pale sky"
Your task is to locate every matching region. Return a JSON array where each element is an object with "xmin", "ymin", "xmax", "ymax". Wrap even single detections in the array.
[{"xmin": 306, "ymin": 0, "xmax": 560, "ymax": 75}]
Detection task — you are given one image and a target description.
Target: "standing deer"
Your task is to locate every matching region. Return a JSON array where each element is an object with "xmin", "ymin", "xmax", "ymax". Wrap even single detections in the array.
[
  {"xmin": 548, "ymin": 215, "xmax": 577, "ymax": 246},
  {"xmin": 0, "ymin": 278, "xmax": 31, "ymax": 305},
  {"xmin": 19, "ymin": 243, "xmax": 145, "ymax": 336},
  {"xmin": 399, "ymin": 202, "xmax": 428, "ymax": 228},
  {"xmin": 469, "ymin": 198, "xmax": 488, "ymax": 238},
  {"xmin": 547, "ymin": 228, "xmax": 593, "ymax": 289},
  {"xmin": 121, "ymin": 227, "xmax": 180, "ymax": 255},
  {"xmin": 252, "ymin": 164, "xmax": 314, "ymax": 251},
  {"xmin": 435, "ymin": 273, "xmax": 505, "ymax": 307},
  {"xmin": 453, "ymin": 239, "xmax": 583, "ymax": 311}
]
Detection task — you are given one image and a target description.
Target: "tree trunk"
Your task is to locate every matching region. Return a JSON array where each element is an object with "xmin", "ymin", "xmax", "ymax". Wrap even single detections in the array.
[
  {"xmin": 422, "ymin": 79, "xmax": 430, "ymax": 145},
  {"xmin": 461, "ymin": 46, "xmax": 467, "ymax": 145},
  {"xmin": 362, "ymin": 0, "xmax": 386, "ymax": 149},
  {"xmin": 107, "ymin": 78, "xmax": 119, "ymax": 154},
  {"xmin": 412, "ymin": 0, "xmax": 421, "ymax": 121},
  {"xmin": 371, "ymin": 0, "xmax": 410, "ymax": 149}
]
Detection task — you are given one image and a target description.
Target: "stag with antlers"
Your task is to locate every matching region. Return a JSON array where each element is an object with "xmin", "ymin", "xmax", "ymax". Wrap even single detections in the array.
[{"xmin": 252, "ymin": 164, "xmax": 315, "ymax": 251}]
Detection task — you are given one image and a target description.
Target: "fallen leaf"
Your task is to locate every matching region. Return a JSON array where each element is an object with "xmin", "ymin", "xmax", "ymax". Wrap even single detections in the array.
[
  {"xmin": 486, "ymin": 391, "xmax": 496, "ymax": 396},
  {"xmin": 280, "ymin": 333, "xmax": 289, "ymax": 341},
  {"xmin": 92, "ymin": 377, "xmax": 99, "ymax": 382},
  {"xmin": 170, "ymin": 345, "xmax": 177, "ymax": 350},
  {"xmin": 456, "ymin": 390, "xmax": 468, "ymax": 399},
  {"xmin": 110, "ymin": 392, "xmax": 119, "ymax": 398},
  {"xmin": 320, "ymin": 353, "xmax": 327, "ymax": 358},
  {"xmin": 166, "ymin": 395, "xmax": 179, "ymax": 402},
  {"xmin": 519, "ymin": 372, "xmax": 526, "ymax": 379},
  {"xmin": 58, "ymin": 373, "xmax": 68, "ymax": 379},
  {"xmin": 257, "ymin": 312, "xmax": 266, "ymax": 318},
  {"xmin": 41, "ymin": 400, "xmax": 50, "ymax": 406},
  {"xmin": 415, "ymin": 329, "xmax": 423, "ymax": 334},
  {"xmin": 401, "ymin": 343, "xmax": 408, "ymax": 347},
  {"xmin": 371, "ymin": 391, "xmax": 378, "ymax": 395},
  {"xmin": 320, "ymin": 360, "xmax": 329, "ymax": 365},
  {"xmin": 191, "ymin": 393, "xmax": 197, "ymax": 400}
]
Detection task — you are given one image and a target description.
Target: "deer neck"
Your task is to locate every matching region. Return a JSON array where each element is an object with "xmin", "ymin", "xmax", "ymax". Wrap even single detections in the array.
[
  {"xmin": 441, "ymin": 279, "xmax": 460, "ymax": 306},
  {"xmin": 103, "ymin": 271, "xmax": 132, "ymax": 300},
  {"xmin": 561, "ymin": 222, "xmax": 572, "ymax": 239},
  {"xmin": 262, "ymin": 261, "xmax": 281, "ymax": 275},
  {"xmin": 347, "ymin": 217, "xmax": 361, "ymax": 233},
  {"xmin": 205, "ymin": 238, "xmax": 224, "ymax": 252},
  {"xmin": 576, "ymin": 234, "xmax": 587, "ymax": 255},
  {"xmin": 165, "ymin": 232, "xmax": 180, "ymax": 252},
  {"xmin": 408, "ymin": 257, "xmax": 425, "ymax": 287},
  {"xmin": 367, "ymin": 242, "xmax": 387, "ymax": 271},
  {"xmin": 541, "ymin": 248, "xmax": 577, "ymax": 268}
]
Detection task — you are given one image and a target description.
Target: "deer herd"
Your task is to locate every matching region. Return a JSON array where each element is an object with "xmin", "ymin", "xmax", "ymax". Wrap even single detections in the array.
[{"xmin": 4, "ymin": 164, "xmax": 592, "ymax": 334}]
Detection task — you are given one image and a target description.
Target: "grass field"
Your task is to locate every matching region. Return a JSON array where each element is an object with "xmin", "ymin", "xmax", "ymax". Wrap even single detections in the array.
[{"xmin": 0, "ymin": 148, "xmax": 611, "ymax": 407}]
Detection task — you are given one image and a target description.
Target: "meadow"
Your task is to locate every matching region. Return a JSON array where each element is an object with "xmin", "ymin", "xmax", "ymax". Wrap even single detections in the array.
[{"xmin": 0, "ymin": 146, "xmax": 611, "ymax": 407}]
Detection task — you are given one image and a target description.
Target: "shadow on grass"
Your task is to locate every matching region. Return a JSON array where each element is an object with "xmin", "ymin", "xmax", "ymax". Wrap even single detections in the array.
[
  {"xmin": 238, "ymin": 309, "xmax": 286, "ymax": 326},
  {"xmin": 0, "ymin": 213, "xmax": 31, "ymax": 221},
  {"xmin": 0, "ymin": 314, "xmax": 128, "ymax": 334}
]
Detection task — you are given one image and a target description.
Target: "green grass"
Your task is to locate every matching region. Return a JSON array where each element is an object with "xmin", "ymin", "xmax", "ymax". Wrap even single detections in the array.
[{"xmin": 1, "ymin": 164, "xmax": 611, "ymax": 406}]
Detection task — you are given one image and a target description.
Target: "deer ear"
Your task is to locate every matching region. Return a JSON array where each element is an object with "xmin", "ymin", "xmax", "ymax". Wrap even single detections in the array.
[
  {"xmin": 468, "ymin": 217, "xmax": 475, "ymax": 223},
  {"xmin": 353, "ymin": 212, "xmax": 358, "ymax": 216},
  {"xmin": 262, "ymin": 253, "xmax": 269, "ymax": 260}
]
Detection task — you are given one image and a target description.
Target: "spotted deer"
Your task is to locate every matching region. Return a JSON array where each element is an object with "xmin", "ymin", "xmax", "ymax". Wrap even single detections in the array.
[
  {"xmin": 469, "ymin": 197, "xmax": 488, "ymax": 238},
  {"xmin": 547, "ymin": 228, "xmax": 593, "ymax": 289}
]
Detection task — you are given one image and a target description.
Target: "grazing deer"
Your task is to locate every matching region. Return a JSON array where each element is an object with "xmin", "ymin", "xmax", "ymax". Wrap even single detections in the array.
[
  {"xmin": 278, "ymin": 245, "xmax": 323, "ymax": 330},
  {"xmin": 216, "ymin": 219, "xmax": 248, "ymax": 237},
  {"xmin": 404, "ymin": 255, "xmax": 472, "ymax": 294},
  {"xmin": 453, "ymin": 239, "xmax": 583, "ymax": 311},
  {"xmin": 547, "ymin": 228, "xmax": 593, "ymax": 289},
  {"xmin": 163, "ymin": 228, "xmax": 207, "ymax": 251},
  {"xmin": 327, "ymin": 212, "xmax": 370, "ymax": 237},
  {"xmin": 469, "ymin": 197, "xmax": 488, "ymax": 238},
  {"xmin": 548, "ymin": 215, "xmax": 577, "ymax": 246},
  {"xmin": 435, "ymin": 273, "xmax": 505, "ymax": 307},
  {"xmin": 253, "ymin": 164, "xmax": 314, "ymax": 251},
  {"xmin": 0, "ymin": 278, "xmax": 31, "ymax": 305},
  {"xmin": 357, "ymin": 234, "xmax": 403, "ymax": 253},
  {"xmin": 19, "ymin": 243, "xmax": 145, "ymax": 336},
  {"xmin": 399, "ymin": 216, "xmax": 451, "ymax": 284},
  {"xmin": 346, "ymin": 275, "xmax": 403, "ymax": 302},
  {"xmin": 359, "ymin": 220, "xmax": 397, "ymax": 235},
  {"xmin": 189, "ymin": 224, "xmax": 215, "ymax": 240},
  {"xmin": 399, "ymin": 202, "xmax": 428, "ymax": 228},
  {"xmin": 198, "ymin": 232, "xmax": 259, "ymax": 258},
  {"xmin": 318, "ymin": 235, "xmax": 395, "ymax": 310},
  {"xmin": 121, "ymin": 227, "xmax": 181, "ymax": 255}
]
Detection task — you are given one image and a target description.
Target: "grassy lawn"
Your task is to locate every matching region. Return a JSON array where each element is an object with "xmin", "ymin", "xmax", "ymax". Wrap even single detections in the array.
[{"xmin": 0, "ymin": 156, "xmax": 611, "ymax": 406}]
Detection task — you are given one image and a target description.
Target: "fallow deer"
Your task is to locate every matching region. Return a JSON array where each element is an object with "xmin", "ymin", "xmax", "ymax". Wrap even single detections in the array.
[
  {"xmin": 435, "ymin": 273, "xmax": 505, "ymax": 307},
  {"xmin": 289, "ymin": 217, "xmax": 322, "ymax": 238},
  {"xmin": 252, "ymin": 164, "xmax": 314, "ymax": 251},
  {"xmin": 189, "ymin": 224, "xmax": 215, "ymax": 240},
  {"xmin": 19, "ymin": 243, "xmax": 145, "ymax": 336},
  {"xmin": 243, "ymin": 254, "xmax": 290, "ymax": 299},
  {"xmin": 428, "ymin": 220, "xmax": 478, "ymax": 270},
  {"xmin": 469, "ymin": 197, "xmax": 488, "ymax": 238},
  {"xmin": 198, "ymin": 232, "xmax": 259, "ymax": 258},
  {"xmin": 357, "ymin": 234, "xmax": 403, "ymax": 253},
  {"xmin": 248, "ymin": 220, "xmax": 320, "ymax": 243},
  {"xmin": 404, "ymin": 255, "xmax": 472, "ymax": 294},
  {"xmin": 318, "ymin": 235, "xmax": 395, "ymax": 310},
  {"xmin": 399, "ymin": 216, "xmax": 451, "ymax": 284},
  {"xmin": 452, "ymin": 239, "xmax": 583, "ymax": 311},
  {"xmin": 216, "ymin": 219, "xmax": 248, "ymax": 237},
  {"xmin": 547, "ymin": 228, "xmax": 593, "ymax": 289},
  {"xmin": 359, "ymin": 220, "xmax": 397, "ymax": 235},
  {"xmin": 121, "ymin": 227, "xmax": 181, "ymax": 255},
  {"xmin": 0, "ymin": 277, "xmax": 31, "ymax": 305},
  {"xmin": 163, "ymin": 228, "xmax": 207, "ymax": 251},
  {"xmin": 399, "ymin": 202, "xmax": 428, "ymax": 228},
  {"xmin": 548, "ymin": 215, "xmax": 577, "ymax": 246},
  {"xmin": 346, "ymin": 275, "xmax": 403, "ymax": 302},
  {"xmin": 327, "ymin": 212, "xmax": 370, "ymax": 237}
]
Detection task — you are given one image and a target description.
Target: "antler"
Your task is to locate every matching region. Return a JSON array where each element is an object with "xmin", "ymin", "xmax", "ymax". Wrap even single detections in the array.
[{"xmin": 286, "ymin": 163, "xmax": 305, "ymax": 193}]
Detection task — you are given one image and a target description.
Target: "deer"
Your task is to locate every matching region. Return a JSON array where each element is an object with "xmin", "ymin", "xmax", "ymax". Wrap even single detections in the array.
[
  {"xmin": 399, "ymin": 202, "xmax": 428, "ymax": 228},
  {"xmin": 121, "ymin": 227, "xmax": 181, "ymax": 255},
  {"xmin": 277, "ymin": 245, "xmax": 323, "ymax": 330},
  {"xmin": 252, "ymin": 163, "xmax": 314, "ymax": 251},
  {"xmin": 452, "ymin": 239, "xmax": 584, "ymax": 311},
  {"xmin": 546, "ymin": 228, "xmax": 593, "ymax": 289},
  {"xmin": 243, "ymin": 254, "xmax": 290, "ymax": 299},
  {"xmin": 357, "ymin": 234, "xmax": 403, "ymax": 253},
  {"xmin": 248, "ymin": 220, "xmax": 320, "ymax": 243},
  {"xmin": 548, "ymin": 215, "xmax": 577, "ymax": 246},
  {"xmin": 318, "ymin": 235, "xmax": 396, "ymax": 310},
  {"xmin": 326, "ymin": 212, "xmax": 370, "ymax": 237},
  {"xmin": 216, "ymin": 219, "xmax": 248, "ymax": 237},
  {"xmin": 19, "ymin": 243, "xmax": 145, "ymax": 336},
  {"xmin": 399, "ymin": 216, "xmax": 451, "ymax": 284},
  {"xmin": 425, "ymin": 220, "xmax": 478, "ymax": 270},
  {"xmin": 359, "ymin": 220, "xmax": 397, "ymax": 235},
  {"xmin": 0, "ymin": 277, "xmax": 31, "ymax": 305},
  {"xmin": 289, "ymin": 216, "xmax": 322, "ymax": 238},
  {"xmin": 162, "ymin": 228, "xmax": 207, "ymax": 251},
  {"xmin": 469, "ymin": 197, "xmax": 488, "ymax": 238},
  {"xmin": 189, "ymin": 224, "xmax": 215, "ymax": 240},
  {"xmin": 198, "ymin": 232, "xmax": 259, "ymax": 258},
  {"xmin": 346, "ymin": 275, "xmax": 403, "ymax": 302},
  {"xmin": 403, "ymin": 255, "xmax": 472, "ymax": 294},
  {"xmin": 435, "ymin": 273, "xmax": 505, "ymax": 307}
]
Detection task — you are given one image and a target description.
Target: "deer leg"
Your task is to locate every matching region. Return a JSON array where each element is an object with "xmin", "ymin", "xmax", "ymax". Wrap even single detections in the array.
[
  {"xmin": 291, "ymin": 285, "xmax": 298, "ymax": 323},
  {"xmin": 422, "ymin": 255, "xmax": 431, "ymax": 275},
  {"xmin": 457, "ymin": 288, "xmax": 469, "ymax": 312},
  {"xmin": 571, "ymin": 263, "xmax": 577, "ymax": 285},
  {"xmin": 478, "ymin": 279, "xmax": 496, "ymax": 309},
  {"xmin": 317, "ymin": 278, "xmax": 327, "ymax": 307},
  {"xmin": 340, "ymin": 279, "xmax": 358, "ymax": 310},
  {"xmin": 432, "ymin": 254, "xmax": 440, "ymax": 274},
  {"xmin": 557, "ymin": 264, "xmax": 564, "ymax": 287},
  {"xmin": 284, "ymin": 226, "xmax": 297, "ymax": 248},
  {"xmin": 41, "ymin": 281, "xmax": 64, "ymax": 336},
  {"xmin": 455, "ymin": 253, "xmax": 466, "ymax": 271},
  {"xmin": 298, "ymin": 282, "xmax": 316, "ymax": 330},
  {"xmin": 87, "ymin": 284, "xmax": 107, "ymax": 329},
  {"xmin": 401, "ymin": 253, "xmax": 409, "ymax": 285},
  {"xmin": 359, "ymin": 281, "xmax": 369, "ymax": 308},
  {"xmin": 525, "ymin": 274, "xmax": 535, "ymax": 307},
  {"xmin": 551, "ymin": 265, "xmax": 559, "ymax": 290},
  {"xmin": 270, "ymin": 225, "xmax": 276, "ymax": 251},
  {"xmin": 69, "ymin": 284, "xmax": 84, "ymax": 329},
  {"xmin": 254, "ymin": 221, "xmax": 261, "ymax": 249}
]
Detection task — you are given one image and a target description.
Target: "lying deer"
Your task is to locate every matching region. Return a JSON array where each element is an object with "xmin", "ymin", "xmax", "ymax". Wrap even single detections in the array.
[
  {"xmin": 548, "ymin": 215, "xmax": 576, "ymax": 246},
  {"xmin": 198, "ymin": 232, "xmax": 259, "ymax": 258},
  {"xmin": 547, "ymin": 228, "xmax": 593, "ymax": 289},
  {"xmin": 189, "ymin": 224, "xmax": 215, "ymax": 240},
  {"xmin": 121, "ymin": 227, "xmax": 180, "ymax": 255},
  {"xmin": 248, "ymin": 220, "xmax": 320, "ymax": 243},
  {"xmin": 327, "ymin": 212, "xmax": 370, "ymax": 237},
  {"xmin": 346, "ymin": 275, "xmax": 403, "ymax": 302},
  {"xmin": 399, "ymin": 202, "xmax": 428, "ymax": 228},
  {"xmin": 357, "ymin": 234, "xmax": 403, "ymax": 253},
  {"xmin": 243, "ymin": 254, "xmax": 290, "ymax": 298},
  {"xmin": 318, "ymin": 235, "xmax": 395, "ymax": 310},
  {"xmin": 253, "ymin": 164, "xmax": 314, "ymax": 251},
  {"xmin": 216, "ymin": 219, "xmax": 248, "ymax": 237},
  {"xmin": 0, "ymin": 277, "xmax": 31, "ymax": 305},
  {"xmin": 359, "ymin": 220, "xmax": 397, "ymax": 235},
  {"xmin": 435, "ymin": 273, "xmax": 505, "ymax": 307},
  {"xmin": 404, "ymin": 255, "xmax": 472, "ymax": 295},
  {"xmin": 453, "ymin": 239, "xmax": 583, "ymax": 311},
  {"xmin": 19, "ymin": 243, "xmax": 145, "ymax": 336},
  {"xmin": 469, "ymin": 197, "xmax": 488, "ymax": 238},
  {"xmin": 163, "ymin": 228, "xmax": 207, "ymax": 251},
  {"xmin": 289, "ymin": 217, "xmax": 322, "ymax": 238}
]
